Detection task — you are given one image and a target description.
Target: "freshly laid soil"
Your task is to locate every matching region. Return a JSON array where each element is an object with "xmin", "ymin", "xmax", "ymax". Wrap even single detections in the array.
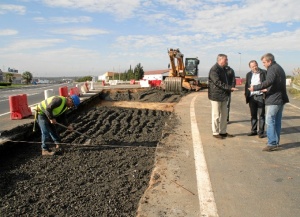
[{"xmin": 0, "ymin": 88, "xmax": 184, "ymax": 216}]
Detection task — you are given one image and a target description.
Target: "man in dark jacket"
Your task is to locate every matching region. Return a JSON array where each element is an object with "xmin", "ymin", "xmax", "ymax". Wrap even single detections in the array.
[
  {"xmin": 225, "ymin": 65, "xmax": 236, "ymax": 123},
  {"xmin": 249, "ymin": 53, "xmax": 289, "ymax": 151},
  {"xmin": 208, "ymin": 54, "xmax": 238, "ymax": 139},
  {"xmin": 245, "ymin": 60, "xmax": 267, "ymax": 138}
]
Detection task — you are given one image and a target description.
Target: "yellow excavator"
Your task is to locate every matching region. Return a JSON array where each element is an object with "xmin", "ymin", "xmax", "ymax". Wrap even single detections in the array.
[{"xmin": 164, "ymin": 48, "xmax": 201, "ymax": 93}]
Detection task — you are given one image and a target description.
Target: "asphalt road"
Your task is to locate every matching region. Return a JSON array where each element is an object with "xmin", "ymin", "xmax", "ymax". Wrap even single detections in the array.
[
  {"xmin": 138, "ymin": 85, "xmax": 300, "ymax": 217},
  {"xmin": 0, "ymin": 83, "xmax": 82, "ymax": 133}
]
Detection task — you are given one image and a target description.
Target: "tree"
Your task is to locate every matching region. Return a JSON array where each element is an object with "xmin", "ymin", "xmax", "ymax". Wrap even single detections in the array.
[
  {"xmin": 22, "ymin": 71, "xmax": 33, "ymax": 84},
  {"xmin": 75, "ymin": 76, "xmax": 92, "ymax": 82},
  {"xmin": 5, "ymin": 73, "xmax": 14, "ymax": 83},
  {"xmin": 134, "ymin": 63, "xmax": 144, "ymax": 80}
]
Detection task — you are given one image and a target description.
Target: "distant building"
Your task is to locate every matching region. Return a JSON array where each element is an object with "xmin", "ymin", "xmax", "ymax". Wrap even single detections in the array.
[
  {"xmin": 143, "ymin": 69, "xmax": 169, "ymax": 80},
  {"xmin": 98, "ymin": 72, "xmax": 116, "ymax": 81},
  {"xmin": 8, "ymin": 67, "xmax": 18, "ymax": 73},
  {"xmin": 0, "ymin": 71, "xmax": 22, "ymax": 83}
]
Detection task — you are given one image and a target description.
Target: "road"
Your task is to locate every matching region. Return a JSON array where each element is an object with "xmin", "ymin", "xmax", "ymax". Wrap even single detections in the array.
[
  {"xmin": 138, "ymin": 86, "xmax": 300, "ymax": 217},
  {"xmin": 0, "ymin": 83, "xmax": 80, "ymax": 133}
]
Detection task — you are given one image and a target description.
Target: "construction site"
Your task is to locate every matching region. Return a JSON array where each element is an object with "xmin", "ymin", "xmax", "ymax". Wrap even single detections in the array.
[{"xmin": 0, "ymin": 87, "xmax": 188, "ymax": 216}]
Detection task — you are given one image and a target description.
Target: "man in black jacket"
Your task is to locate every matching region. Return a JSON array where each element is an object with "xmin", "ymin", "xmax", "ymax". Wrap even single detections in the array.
[
  {"xmin": 245, "ymin": 60, "xmax": 267, "ymax": 138},
  {"xmin": 249, "ymin": 53, "xmax": 289, "ymax": 151},
  {"xmin": 208, "ymin": 54, "xmax": 238, "ymax": 139}
]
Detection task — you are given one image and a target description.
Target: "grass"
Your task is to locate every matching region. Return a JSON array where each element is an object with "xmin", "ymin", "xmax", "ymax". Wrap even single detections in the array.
[{"xmin": 0, "ymin": 84, "xmax": 28, "ymax": 89}]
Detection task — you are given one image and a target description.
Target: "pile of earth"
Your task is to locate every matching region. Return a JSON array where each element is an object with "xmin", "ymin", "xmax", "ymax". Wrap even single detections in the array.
[{"xmin": 0, "ymin": 88, "xmax": 184, "ymax": 216}]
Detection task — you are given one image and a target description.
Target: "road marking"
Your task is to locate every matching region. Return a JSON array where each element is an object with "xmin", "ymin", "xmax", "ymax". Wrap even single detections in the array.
[
  {"xmin": 0, "ymin": 112, "xmax": 11, "ymax": 117},
  {"xmin": 287, "ymin": 103, "xmax": 300, "ymax": 110},
  {"xmin": 190, "ymin": 95, "xmax": 219, "ymax": 217}
]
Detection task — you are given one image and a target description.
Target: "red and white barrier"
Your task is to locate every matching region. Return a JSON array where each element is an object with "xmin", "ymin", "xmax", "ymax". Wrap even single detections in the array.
[
  {"xmin": 59, "ymin": 86, "xmax": 68, "ymax": 97},
  {"xmin": 9, "ymin": 94, "xmax": 32, "ymax": 120},
  {"xmin": 69, "ymin": 87, "xmax": 80, "ymax": 96}
]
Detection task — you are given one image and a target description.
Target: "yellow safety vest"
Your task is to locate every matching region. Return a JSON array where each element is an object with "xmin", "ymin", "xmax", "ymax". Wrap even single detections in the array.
[{"xmin": 38, "ymin": 96, "xmax": 67, "ymax": 117}]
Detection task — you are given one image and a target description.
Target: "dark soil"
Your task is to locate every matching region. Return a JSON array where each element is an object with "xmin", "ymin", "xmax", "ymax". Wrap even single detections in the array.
[{"xmin": 0, "ymin": 88, "xmax": 183, "ymax": 216}]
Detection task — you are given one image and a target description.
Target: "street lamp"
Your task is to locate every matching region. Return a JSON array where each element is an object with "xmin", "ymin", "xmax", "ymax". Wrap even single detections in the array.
[{"xmin": 238, "ymin": 52, "xmax": 241, "ymax": 76}]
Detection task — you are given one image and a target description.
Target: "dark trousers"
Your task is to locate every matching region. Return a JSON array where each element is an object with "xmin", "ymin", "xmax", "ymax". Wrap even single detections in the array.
[{"xmin": 248, "ymin": 95, "xmax": 265, "ymax": 135}]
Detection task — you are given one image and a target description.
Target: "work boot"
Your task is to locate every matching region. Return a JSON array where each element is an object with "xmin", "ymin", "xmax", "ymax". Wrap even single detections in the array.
[
  {"xmin": 42, "ymin": 149, "xmax": 55, "ymax": 156},
  {"xmin": 55, "ymin": 144, "xmax": 66, "ymax": 154}
]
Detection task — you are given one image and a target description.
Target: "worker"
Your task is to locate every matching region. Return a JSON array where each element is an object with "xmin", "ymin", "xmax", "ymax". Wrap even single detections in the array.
[{"xmin": 36, "ymin": 95, "xmax": 80, "ymax": 156}]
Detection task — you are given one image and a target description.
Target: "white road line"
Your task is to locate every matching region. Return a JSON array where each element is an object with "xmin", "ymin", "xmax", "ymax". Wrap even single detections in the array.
[
  {"xmin": 0, "ymin": 112, "xmax": 11, "ymax": 117},
  {"xmin": 190, "ymin": 95, "xmax": 219, "ymax": 217},
  {"xmin": 287, "ymin": 103, "xmax": 300, "ymax": 110}
]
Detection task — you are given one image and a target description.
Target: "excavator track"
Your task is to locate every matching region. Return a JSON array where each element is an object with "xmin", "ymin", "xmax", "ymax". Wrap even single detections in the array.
[{"xmin": 164, "ymin": 77, "xmax": 182, "ymax": 93}]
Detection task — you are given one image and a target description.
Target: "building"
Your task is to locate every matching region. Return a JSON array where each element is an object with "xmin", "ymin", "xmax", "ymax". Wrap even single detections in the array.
[
  {"xmin": 143, "ymin": 69, "xmax": 169, "ymax": 81},
  {"xmin": 0, "ymin": 71, "xmax": 22, "ymax": 84},
  {"xmin": 98, "ymin": 72, "xmax": 116, "ymax": 81}
]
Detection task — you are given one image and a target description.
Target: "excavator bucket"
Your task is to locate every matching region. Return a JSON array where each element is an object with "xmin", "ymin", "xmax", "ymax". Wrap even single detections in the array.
[{"xmin": 164, "ymin": 77, "xmax": 182, "ymax": 93}]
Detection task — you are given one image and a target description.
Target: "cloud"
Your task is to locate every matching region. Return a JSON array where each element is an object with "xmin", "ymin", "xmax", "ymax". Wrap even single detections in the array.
[
  {"xmin": 33, "ymin": 16, "xmax": 92, "ymax": 24},
  {"xmin": 0, "ymin": 29, "xmax": 18, "ymax": 36},
  {"xmin": 0, "ymin": 4, "xmax": 26, "ymax": 15},
  {"xmin": 49, "ymin": 28, "xmax": 109, "ymax": 37},
  {"xmin": 0, "ymin": 39, "xmax": 65, "ymax": 52},
  {"xmin": 42, "ymin": 0, "xmax": 140, "ymax": 19}
]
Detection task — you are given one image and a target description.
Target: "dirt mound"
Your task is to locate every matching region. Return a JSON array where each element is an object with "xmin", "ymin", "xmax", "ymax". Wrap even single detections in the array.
[{"xmin": 0, "ymin": 88, "xmax": 182, "ymax": 216}]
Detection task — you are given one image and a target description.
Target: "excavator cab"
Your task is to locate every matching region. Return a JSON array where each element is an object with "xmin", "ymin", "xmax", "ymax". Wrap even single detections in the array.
[{"xmin": 185, "ymin": 58, "xmax": 200, "ymax": 76}]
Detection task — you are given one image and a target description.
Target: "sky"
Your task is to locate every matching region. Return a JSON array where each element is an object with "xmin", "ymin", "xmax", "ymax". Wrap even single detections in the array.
[{"xmin": 0, "ymin": 0, "xmax": 299, "ymax": 78}]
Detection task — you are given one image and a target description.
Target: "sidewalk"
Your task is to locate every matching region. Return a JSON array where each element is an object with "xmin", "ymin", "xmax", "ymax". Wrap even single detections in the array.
[{"xmin": 138, "ymin": 88, "xmax": 300, "ymax": 217}]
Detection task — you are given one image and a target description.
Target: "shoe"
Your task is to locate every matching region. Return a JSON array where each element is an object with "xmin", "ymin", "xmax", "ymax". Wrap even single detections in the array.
[
  {"xmin": 213, "ymin": 135, "xmax": 224, "ymax": 139},
  {"xmin": 258, "ymin": 134, "xmax": 264, "ymax": 138},
  {"xmin": 219, "ymin": 133, "xmax": 235, "ymax": 138},
  {"xmin": 262, "ymin": 145, "xmax": 277, "ymax": 152},
  {"xmin": 42, "ymin": 149, "xmax": 55, "ymax": 156},
  {"xmin": 56, "ymin": 144, "xmax": 66, "ymax": 152},
  {"xmin": 247, "ymin": 132, "xmax": 257, "ymax": 136}
]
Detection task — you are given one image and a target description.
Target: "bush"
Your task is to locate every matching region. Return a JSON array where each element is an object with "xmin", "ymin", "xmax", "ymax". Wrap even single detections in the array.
[{"xmin": 0, "ymin": 82, "xmax": 12, "ymax": 86}]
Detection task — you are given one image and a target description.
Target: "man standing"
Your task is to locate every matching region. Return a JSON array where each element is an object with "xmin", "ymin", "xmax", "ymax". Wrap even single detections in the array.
[
  {"xmin": 208, "ymin": 54, "xmax": 238, "ymax": 139},
  {"xmin": 245, "ymin": 60, "xmax": 267, "ymax": 138},
  {"xmin": 37, "ymin": 95, "xmax": 80, "ymax": 156},
  {"xmin": 249, "ymin": 53, "xmax": 289, "ymax": 151},
  {"xmin": 225, "ymin": 65, "xmax": 236, "ymax": 123}
]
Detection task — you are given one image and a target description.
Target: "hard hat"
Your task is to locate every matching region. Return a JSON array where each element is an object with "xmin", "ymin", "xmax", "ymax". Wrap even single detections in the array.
[{"xmin": 70, "ymin": 95, "xmax": 80, "ymax": 108}]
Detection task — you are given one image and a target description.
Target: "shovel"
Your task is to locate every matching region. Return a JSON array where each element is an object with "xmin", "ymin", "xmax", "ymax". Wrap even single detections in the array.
[{"xmin": 56, "ymin": 122, "xmax": 93, "ymax": 145}]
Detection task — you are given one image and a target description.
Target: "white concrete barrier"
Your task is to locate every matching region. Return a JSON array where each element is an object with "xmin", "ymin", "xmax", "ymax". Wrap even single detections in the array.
[
  {"xmin": 44, "ymin": 89, "xmax": 54, "ymax": 99},
  {"xmin": 81, "ymin": 85, "xmax": 88, "ymax": 94},
  {"xmin": 90, "ymin": 81, "xmax": 94, "ymax": 90},
  {"xmin": 140, "ymin": 80, "xmax": 150, "ymax": 87}
]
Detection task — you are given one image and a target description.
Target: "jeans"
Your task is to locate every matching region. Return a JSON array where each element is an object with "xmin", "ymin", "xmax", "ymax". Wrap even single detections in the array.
[
  {"xmin": 266, "ymin": 104, "xmax": 284, "ymax": 146},
  {"xmin": 37, "ymin": 115, "xmax": 61, "ymax": 150}
]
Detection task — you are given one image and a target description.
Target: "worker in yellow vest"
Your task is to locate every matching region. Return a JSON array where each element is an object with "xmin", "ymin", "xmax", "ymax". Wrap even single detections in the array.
[{"xmin": 37, "ymin": 95, "xmax": 80, "ymax": 156}]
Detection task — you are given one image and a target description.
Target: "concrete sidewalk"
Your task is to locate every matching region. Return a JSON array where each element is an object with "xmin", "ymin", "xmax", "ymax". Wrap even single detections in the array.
[{"xmin": 138, "ymin": 88, "xmax": 300, "ymax": 217}]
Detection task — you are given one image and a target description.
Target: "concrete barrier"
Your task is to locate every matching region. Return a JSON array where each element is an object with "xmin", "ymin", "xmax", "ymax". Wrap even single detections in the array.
[{"xmin": 44, "ymin": 89, "xmax": 54, "ymax": 99}]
